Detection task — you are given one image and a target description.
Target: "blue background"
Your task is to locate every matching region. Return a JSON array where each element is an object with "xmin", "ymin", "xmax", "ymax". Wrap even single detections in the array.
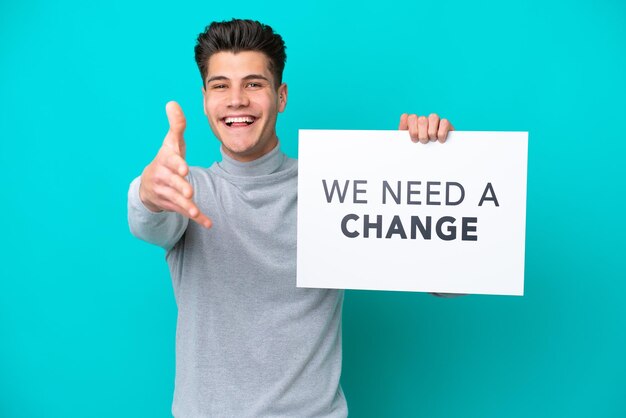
[{"xmin": 1, "ymin": 0, "xmax": 625, "ymax": 416}]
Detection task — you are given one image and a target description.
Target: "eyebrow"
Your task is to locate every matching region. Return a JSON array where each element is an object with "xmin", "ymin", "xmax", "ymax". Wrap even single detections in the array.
[{"xmin": 206, "ymin": 74, "xmax": 270, "ymax": 84}]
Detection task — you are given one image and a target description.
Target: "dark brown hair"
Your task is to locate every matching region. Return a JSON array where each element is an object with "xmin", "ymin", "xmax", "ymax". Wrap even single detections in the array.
[{"xmin": 194, "ymin": 19, "xmax": 287, "ymax": 89}]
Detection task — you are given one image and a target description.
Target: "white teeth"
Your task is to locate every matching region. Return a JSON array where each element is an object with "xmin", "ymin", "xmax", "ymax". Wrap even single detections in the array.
[{"xmin": 225, "ymin": 116, "xmax": 255, "ymax": 123}]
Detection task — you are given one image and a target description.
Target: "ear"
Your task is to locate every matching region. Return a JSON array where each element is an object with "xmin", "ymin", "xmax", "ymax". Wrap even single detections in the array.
[
  {"xmin": 277, "ymin": 83, "xmax": 288, "ymax": 113},
  {"xmin": 201, "ymin": 86, "xmax": 207, "ymax": 116}
]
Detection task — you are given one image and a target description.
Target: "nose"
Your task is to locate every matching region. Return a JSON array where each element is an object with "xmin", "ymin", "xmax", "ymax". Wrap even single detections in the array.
[{"xmin": 227, "ymin": 85, "xmax": 249, "ymax": 108}]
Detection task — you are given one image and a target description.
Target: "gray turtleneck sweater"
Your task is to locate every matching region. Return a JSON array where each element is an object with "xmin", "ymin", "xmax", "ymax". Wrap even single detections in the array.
[{"xmin": 127, "ymin": 145, "xmax": 347, "ymax": 418}]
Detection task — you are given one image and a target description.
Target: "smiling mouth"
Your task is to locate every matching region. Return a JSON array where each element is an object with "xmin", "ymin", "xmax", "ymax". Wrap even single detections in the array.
[{"xmin": 223, "ymin": 116, "xmax": 257, "ymax": 127}]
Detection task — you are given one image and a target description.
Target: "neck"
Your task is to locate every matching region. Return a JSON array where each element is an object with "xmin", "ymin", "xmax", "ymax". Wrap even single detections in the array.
[{"xmin": 218, "ymin": 142, "xmax": 285, "ymax": 176}]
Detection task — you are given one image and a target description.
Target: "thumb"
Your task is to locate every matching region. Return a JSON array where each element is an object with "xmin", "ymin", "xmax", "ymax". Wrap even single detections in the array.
[{"xmin": 164, "ymin": 101, "xmax": 187, "ymax": 157}]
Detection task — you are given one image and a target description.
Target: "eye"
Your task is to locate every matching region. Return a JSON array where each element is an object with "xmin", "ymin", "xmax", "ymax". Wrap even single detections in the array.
[
  {"xmin": 211, "ymin": 84, "xmax": 227, "ymax": 90},
  {"xmin": 246, "ymin": 82, "xmax": 262, "ymax": 88}
]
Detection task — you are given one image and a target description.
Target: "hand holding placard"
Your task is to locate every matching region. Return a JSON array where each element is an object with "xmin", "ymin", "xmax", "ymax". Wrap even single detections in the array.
[
  {"xmin": 139, "ymin": 101, "xmax": 212, "ymax": 229},
  {"xmin": 398, "ymin": 113, "xmax": 454, "ymax": 143}
]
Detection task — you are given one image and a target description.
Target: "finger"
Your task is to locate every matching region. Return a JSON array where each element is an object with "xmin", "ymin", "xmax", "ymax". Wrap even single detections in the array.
[
  {"xmin": 407, "ymin": 114, "xmax": 419, "ymax": 142},
  {"xmin": 163, "ymin": 131, "xmax": 186, "ymax": 157},
  {"xmin": 155, "ymin": 185, "xmax": 212, "ymax": 228},
  {"xmin": 398, "ymin": 113, "xmax": 409, "ymax": 130},
  {"xmin": 166, "ymin": 101, "xmax": 186, "ymax": 136},
  {"xmin": 417, "ymin": 116, "xmax": 429, "ymax": 144},
  {"xmin": 158, "ymin": 198, "xmax": 191, "ymax": 218},
  {"xmin": 165, "ymin": 152, "xmax": 189, "ymax": 177},
  {"xmin": 428, "ymin": 113, "xmax": 440, "ymax": 142},
  {"xmin": 167, "ymin": 173, "xmax": 194, "ymax": 199},
  {"xmin": 153, "ymin": 184, "xmax": 192, "ymax": 215},
  {"xmin": 437, "ymin": 118, "xmax": 452, "ymax": 143},
  {"xmin": 160, "ymin": 200, "xmax": 212, "ymax": 229},
  {"xmin": 164, "ymin": 101, "xmax": 187, "ymax": 157},
  {"xmin": 190, "ymin": 209, "xmax": 213, "ymax": 229}
]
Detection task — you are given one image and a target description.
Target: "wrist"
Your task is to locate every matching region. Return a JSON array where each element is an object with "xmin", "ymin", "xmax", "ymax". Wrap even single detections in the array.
[{"xmin": 139, "ymin": 183, "xmax": 163, "ymax": 213}]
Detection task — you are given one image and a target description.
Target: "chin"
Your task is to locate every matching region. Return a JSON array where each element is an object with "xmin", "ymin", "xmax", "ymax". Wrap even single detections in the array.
[
  {"xmin": 221, "ymin": 137, "xmax": 258, "ymax": 153},
  {"xmin": 220, "ymin": 140, "xmax": 264, "ymax": 161}
]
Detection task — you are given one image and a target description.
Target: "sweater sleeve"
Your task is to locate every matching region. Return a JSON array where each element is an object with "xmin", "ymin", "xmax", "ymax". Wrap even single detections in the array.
[{"xmin": 127, "ymin": 176, "xmax": 189, "ymax": 250}]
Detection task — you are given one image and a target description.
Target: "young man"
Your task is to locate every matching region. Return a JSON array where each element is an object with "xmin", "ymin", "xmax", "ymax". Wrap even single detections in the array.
[{"xmin": 128, "ymin": 19, "xmax": 453, "ymax": 418}]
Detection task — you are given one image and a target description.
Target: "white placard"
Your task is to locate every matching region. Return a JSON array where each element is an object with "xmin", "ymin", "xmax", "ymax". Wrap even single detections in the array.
[{"xmin": 296, "ymin": 130, "xmax": 528, "ymax": 296}]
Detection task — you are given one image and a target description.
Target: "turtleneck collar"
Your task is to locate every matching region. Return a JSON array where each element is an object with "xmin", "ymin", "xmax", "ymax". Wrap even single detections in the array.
[{"xmin": 217, "ymin": 144, "xmax": 286, "ymax": 177}]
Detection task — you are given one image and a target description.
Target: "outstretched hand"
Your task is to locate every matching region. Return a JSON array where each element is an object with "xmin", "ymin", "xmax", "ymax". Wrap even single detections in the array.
[
  {"xmin": 398, "ymin": 113, "xmax": 454, "ymax": 144},
  {"xmin": 139, "ymin": 101, "xmax": 212, "ymax": 229}
]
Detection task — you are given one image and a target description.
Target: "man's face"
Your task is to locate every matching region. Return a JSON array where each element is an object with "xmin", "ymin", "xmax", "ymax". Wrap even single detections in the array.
[{"xmin": 202, "ymin": 51, "xmax": 287, "ymax": 162}]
